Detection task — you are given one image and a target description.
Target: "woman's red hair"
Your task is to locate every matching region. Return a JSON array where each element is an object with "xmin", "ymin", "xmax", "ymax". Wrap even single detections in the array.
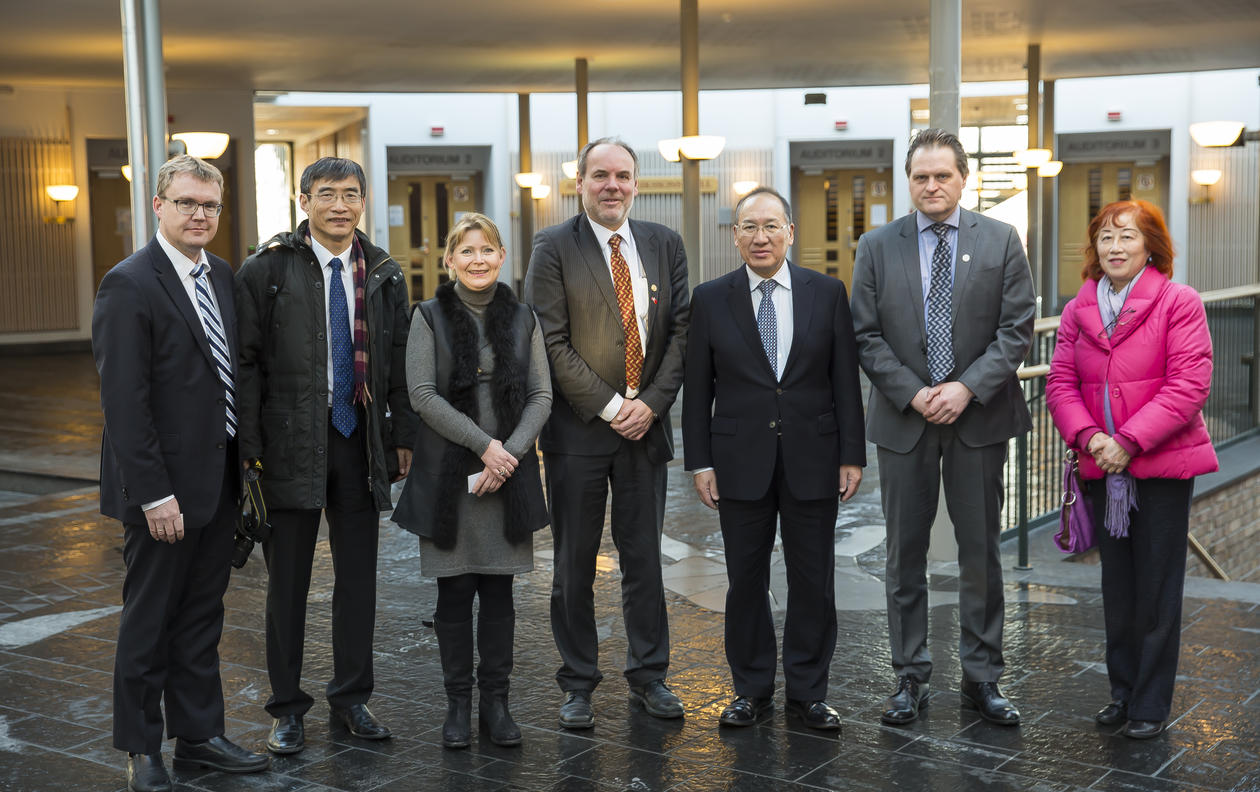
[{"xmin": 1081, "ymin": 199, "xmax": 1175, "ymax": 282}]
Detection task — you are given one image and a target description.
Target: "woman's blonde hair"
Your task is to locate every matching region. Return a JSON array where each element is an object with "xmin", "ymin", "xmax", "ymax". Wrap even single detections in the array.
[{"xmin": 443, "ymin": 212, "xmax": 505, "ymax": 265}]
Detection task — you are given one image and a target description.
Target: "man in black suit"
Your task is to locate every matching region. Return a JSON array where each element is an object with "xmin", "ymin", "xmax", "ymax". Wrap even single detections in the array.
[
  {"xmin": 523, "ymin": 138, "xmax": 690, "ymax": 729},
  {"xmin": 93, "ymin": 154, "xmax": 269, "ymax": 792},
  {"xmin": 683, "ymin": 188, "xmax": 865, "ymax": 730}
]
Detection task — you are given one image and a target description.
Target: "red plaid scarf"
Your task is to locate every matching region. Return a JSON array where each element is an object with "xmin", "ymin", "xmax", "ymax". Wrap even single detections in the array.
[
  {"xmin": 306, "ymin": 230, "xmax": 371, "ymax": 404},
  {"xmin": 347, "ymin": 237, "xmax": 371, "ymax": 404}
]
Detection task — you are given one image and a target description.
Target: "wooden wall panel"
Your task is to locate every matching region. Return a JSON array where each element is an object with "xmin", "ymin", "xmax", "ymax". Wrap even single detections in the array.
[{"xmin": 0, "ymin": 138, "xmax": 78, "ymax": 332}]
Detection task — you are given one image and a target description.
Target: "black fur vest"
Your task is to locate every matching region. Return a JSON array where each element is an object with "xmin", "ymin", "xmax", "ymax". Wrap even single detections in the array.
[{"xmin": 391, "ymin": 281, "xmax": 547, "ymax": 549}]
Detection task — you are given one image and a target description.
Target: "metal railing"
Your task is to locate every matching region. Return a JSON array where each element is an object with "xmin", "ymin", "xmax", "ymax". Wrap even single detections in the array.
[{"xmin": 1007, "ymin": 284, "xmax": 1260, "ymax": 568}]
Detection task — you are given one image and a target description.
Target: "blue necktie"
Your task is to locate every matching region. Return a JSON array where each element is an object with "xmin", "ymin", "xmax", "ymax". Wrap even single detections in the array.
[
  {"xmin": 926, "ymin": 223, "xmax": 955, "ymax": 385},
  {"xmin": 757, "ymin": 279, "xmax": 778, "ymax": 378},
  {"xmin": 192, "ymin": 264, "xmax": 236, "ymax": 438},
  {"xmin": 328, "ymin": 257, "xmax": 358, "ymax": 438}
]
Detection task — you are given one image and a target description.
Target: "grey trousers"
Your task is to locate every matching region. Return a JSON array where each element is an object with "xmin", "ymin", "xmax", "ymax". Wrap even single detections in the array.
[{"xmin": 879, "ymin": 422, "xmax": 1009, "ymax": 684}]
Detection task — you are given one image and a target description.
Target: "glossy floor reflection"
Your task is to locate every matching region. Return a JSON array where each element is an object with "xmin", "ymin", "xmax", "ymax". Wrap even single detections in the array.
[{"xmin": 1, "ymin": 352, "xmax": 1258, "ymax": 791}]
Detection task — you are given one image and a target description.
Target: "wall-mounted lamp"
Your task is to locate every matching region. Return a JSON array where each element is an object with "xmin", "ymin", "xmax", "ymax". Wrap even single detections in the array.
[
  {"xmin": 531, "ymin": 184, "xmax": 551, "ymax": 200},
  {"xmin": 45, "ymin": 184, "xmax": 79, "ymax": 223},
  {"xmin": 561, "ymin": 160, "xmax": 578, "ymax": 180},
  {"xmin": 514, "ymin": 172, "xmax": 542, "ymax": 189},
  {"xmin": 172, "ymin": 132, "xmax": 230, "ymax": 159},
  {"xmin": 121, "ymin": 165, "xmax": 133, "ymax": 182},
  {"xmin": 1189, "ymin": 121, "xmax": 1247, "ymax": 148},
  {"xmin": 1037, "ymin": 161, "xmax": 1063, "ymax": 178},
  {"xmin": 732, "ymin": 180, "xmax": 759, "ymax": 196},
  {"xmin": 678, "ymin": 135, "xmax": 725, "ymax": 160},
  {"xmin": 1014, "ymin": 148, "xmax": 1052, "ymax": 168},
  {"xmin": 657, "ymin": 138, "xmax": 681, "ymax": 162},
  {"xmin": 1190, "ymin": 169, "xmax": 1223, "ymax": 205}
]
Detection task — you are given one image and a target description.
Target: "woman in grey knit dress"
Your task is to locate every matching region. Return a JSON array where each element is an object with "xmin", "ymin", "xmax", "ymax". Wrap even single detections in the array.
[{"xmin": 391, "ymin": 213, "xmax": 551, "ymax": 749}]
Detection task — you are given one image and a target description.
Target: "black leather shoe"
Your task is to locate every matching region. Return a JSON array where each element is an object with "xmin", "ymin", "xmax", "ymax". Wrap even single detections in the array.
[
  {"xmin": 1094, "ymin": 701, "xmax": 1127, "ymax": 726},
  {"xmin": 960, "ymin": 680, "xmax": 1020, "ymax": 726},
  {"xmin": 718, "ymin": 696, "xmax": 773, "ymax": 727},
  {"xmin": 1123, "ymin": 719, "xmax": 1165, "ymax": 739},
  {"xmin": 172, "ymin": 736, "xmax": 269, "ymax": 774},
  {"xmin": 558, "ymin": 690, "xmax": 594, "ymax": 729},
  {"xmin": 331, "ymin": 703, "xmax": 391, "ymax": 740},
  {"xmin": 126, "ymin": 753, "xmax": 171, "ymax": 792},
  {"xmin": 629, "ymin": 679, "xmax": 684, "ymax": 719},
  {"xmin": 266, "ymin": 714, "xmax": 304, "ymax": 755},
  {"xmin": 881, "ymin": 676, "xmax": 929, "ymax": 725},
  {"xmin": 786, "ymin": 699, "xmax": 842, "ymax": 731}
]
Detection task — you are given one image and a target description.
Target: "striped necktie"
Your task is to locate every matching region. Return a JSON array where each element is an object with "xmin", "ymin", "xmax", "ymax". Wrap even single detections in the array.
[{"xmin": 192, "ymin": 264, "xmax": 237, "ymax": 438}]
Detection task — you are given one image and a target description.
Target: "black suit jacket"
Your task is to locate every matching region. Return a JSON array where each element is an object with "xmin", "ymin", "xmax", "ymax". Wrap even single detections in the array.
[
  {"xmin": 524, "ymin": 214, "xmax": 690, "ymax": 464},
  {"xmin": 92, "ymin": 237, "xmax": 240, "ymax": 527},
  {"xmin": 682, "ymin": 263, "xmax": 865, "ymax": 502}
]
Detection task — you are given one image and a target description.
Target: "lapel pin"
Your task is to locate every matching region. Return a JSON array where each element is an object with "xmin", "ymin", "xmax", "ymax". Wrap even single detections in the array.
[
  {"xmin": 651, "ymin": 296, "xmax": 658, "ymax": 305},
  {"xmin": 962, "ymin": 254, "xmax": 971, "ymax": 262},
  {"xmin": 650, "ymin": 283, "xmax": 658, "ymax": 292}
]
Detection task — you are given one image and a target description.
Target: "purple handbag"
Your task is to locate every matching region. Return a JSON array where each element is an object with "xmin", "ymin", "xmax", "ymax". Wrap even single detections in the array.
[{"xmin": 1056, "ymin": 449, "xmax": 1096, "ymax": 553}]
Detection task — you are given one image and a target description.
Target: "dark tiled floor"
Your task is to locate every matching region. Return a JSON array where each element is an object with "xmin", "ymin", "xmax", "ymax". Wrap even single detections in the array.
[{"xmin": 1, "ymin": 352, "xmax": 1259, "ymax": 791}]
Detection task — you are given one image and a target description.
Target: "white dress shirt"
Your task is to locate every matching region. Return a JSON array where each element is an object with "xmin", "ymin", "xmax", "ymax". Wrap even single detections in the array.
[
  {"xmin": 586, "ymin": 217, "xmax": 650, "ymax": 422},
  {"xmin": 310, "ymin": 236, "xmax": 356, "ymax": 407},
  {"xmin": 145, "ymin": 232, "xmax": 222, "ymax": 512}
]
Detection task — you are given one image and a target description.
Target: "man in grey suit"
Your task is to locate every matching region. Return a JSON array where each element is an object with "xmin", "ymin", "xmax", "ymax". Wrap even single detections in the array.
[
  {"xmin": 523, "ymin": 138, "xmax": 690, "ymax": 729},
  {"xmin": 850, "ymin": 128, "xmax": 1035, "ymax": 727}
]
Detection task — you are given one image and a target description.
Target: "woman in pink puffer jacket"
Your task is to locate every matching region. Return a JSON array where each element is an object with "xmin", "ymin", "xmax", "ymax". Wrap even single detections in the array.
[{"xmin": 1046, "ymin": 199, "xmax": 1217, "ymax": 741}]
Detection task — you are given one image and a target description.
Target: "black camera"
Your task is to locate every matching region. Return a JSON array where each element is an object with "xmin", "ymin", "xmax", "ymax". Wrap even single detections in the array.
[{"xmin": 232, "ymin": 461, "xmax": 270, "ymax": 569}]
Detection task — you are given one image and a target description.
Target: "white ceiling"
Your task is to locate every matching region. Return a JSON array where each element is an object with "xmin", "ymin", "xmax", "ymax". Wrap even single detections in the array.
[{"xmin": 3, "ymin": 0, "xmax": 1258, "ymax": 94}]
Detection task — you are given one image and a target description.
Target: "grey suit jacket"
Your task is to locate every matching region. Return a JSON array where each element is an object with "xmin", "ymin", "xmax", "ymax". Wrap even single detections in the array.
[
  {"xmin": 523, "ymin": 213, "xmax": 690, "ymax": 464},
  {"xmin": 850, "ymin": 209, "xmax": 1035, "ymax": 453}
]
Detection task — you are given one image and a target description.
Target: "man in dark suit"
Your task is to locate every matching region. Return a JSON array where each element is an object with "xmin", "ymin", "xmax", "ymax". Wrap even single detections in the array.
[
  {"xmin": 93, "ymin": 154, "xmax": 269, "ymax": 792},
  {"xmin": 682, "ymin": 188, "xmax": 865, "ymax": 731},
  {"xmin": 850, "ymin": 128, "xmax": 1036, "ymax": 727},
  {"xmin": 523, "ymin": 138, "xmax": 690, "ymax": 729}
]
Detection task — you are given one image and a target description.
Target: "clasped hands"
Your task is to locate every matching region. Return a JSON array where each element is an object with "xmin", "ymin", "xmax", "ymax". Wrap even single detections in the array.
[
  {"xmin": 610, "ymin": 398, "xmax": 655, "ymax": 441},
  {"xmin": 912, "ymin": 382, "xmax": 973, "ymax": 425},
  {"xmin": 474, "ymin": 439, "xmax": 518, "ymax": 497},
  {"xmin": 1086, "ymin": 431, "xmax": 1131, "ymax": 474}
]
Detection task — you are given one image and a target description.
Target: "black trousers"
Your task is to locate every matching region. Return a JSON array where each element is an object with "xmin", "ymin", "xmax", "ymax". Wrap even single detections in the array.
[
  {"xmin": 545, "ymin": 439, "xmax": 669, "ymax": 691},
  {"xmin": 263, "ymin": 416, "xmax": 379, "ymax": 717},
  {"xmin": 1089, "ymin": 476, "xmax": 1193, "ymax": 722},
  {"xmin": 879, "ymin": 423, "xmax": 1008, "ymax": 684},
  {"xmin": 719, "ymin": 442, "xmax": 839, "ymax": 701},
  {"xmin": 113, "ymin": 448, "xmax": 236, "ymax": 754}
]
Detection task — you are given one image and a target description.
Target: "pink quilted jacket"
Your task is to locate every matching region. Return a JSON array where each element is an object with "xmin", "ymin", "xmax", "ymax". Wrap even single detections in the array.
[{"xmin": 1046, "ymin": 268, "xmax": 1218, "ymax": 481}]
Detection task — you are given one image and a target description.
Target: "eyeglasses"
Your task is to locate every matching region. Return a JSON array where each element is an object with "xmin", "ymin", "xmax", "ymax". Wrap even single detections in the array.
[
  {"xmin": 736, "ymin": 222, "xmax": 787, "ymax": 238},
  {"xmin": 306, "ymin": 191, "xmax": 364, "ymax": 207},
  {"xmin": 163, "ymin": 197, "xmax": 224, "ymax": 217}
]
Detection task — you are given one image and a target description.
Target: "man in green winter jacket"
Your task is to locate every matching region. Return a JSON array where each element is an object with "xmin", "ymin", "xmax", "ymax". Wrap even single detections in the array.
[{"xmin": 234, "ymin": 157, "xmax": 418, "ymax": 756}]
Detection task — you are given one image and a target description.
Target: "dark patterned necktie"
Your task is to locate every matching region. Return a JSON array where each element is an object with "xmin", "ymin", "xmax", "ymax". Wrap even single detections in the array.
[
  {"xmin": 329, "ymin": 257, "xmax": 358, "ymax": 438},
  {"xmin": 757, "ymin": 279, "xmax": 778, "ymax": 377},
  {"xmin": 192, "ymin": 264, "xmax": 236, "ymax": 438},
  {"xmin": 926, "ymin": 223, "xmax": 954, "ymax": 385}
]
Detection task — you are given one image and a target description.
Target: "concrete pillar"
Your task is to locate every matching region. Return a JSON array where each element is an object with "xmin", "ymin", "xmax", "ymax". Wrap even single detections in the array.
[
  {"xmin": 928, "ymin": 0, "xmax": 961, "ymax": 134},
  {"xmin": 1041, "ymin": 79, "xmax": 1057, "ymax": 312},
  {"xmin": 140, "ymin": 0, "xmax": 167, "ymax": 203},
  {"xmin": 575, "ymin": 58, "xmax": 589, "ymax": 150},
  {"xmin": 1026, "ymin": 44, "xmax": 1042, "ymax": 314},
  {"xmin": 680, "ymin": 0, "xmax": 701, "ymax": 289},
  {"xmin": 518, "ymin": 93, "xmax": 534, "ymax": 285},
  {"xmin": 926, "ymin": 0, "xmax": 961, "ymax": 563},
  {"xmin": 119, "ymin": 0, "xmax": 156, "ymax": 248}
]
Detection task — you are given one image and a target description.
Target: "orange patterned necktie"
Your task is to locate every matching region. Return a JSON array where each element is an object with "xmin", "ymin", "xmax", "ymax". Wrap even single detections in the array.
[{"xmin": 608, "ymin": 233, "xmax": 643, "ymax": 391}]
